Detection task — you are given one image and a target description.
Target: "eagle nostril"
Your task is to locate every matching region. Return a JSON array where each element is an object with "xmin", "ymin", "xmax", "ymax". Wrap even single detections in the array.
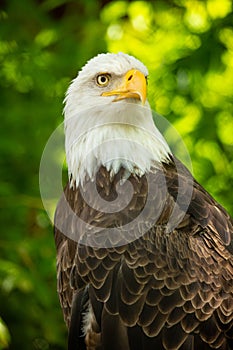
[{"xmin": 128, "ymin": 75, "xmax": 133, "ymax": 81}]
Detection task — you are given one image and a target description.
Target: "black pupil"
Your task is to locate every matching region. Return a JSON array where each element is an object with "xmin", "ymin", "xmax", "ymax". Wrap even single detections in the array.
[{"xmin": 100, "ymin": 76, "xmax": 106, "ymax": 83}]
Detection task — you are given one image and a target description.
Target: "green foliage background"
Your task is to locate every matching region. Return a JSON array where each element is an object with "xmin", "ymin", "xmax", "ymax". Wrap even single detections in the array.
[{"xmin": 0, "ymin": 0, "xmax": 232, "ymax": 349}]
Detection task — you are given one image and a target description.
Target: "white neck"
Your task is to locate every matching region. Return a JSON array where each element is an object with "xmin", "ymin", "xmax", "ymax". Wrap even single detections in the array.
[{"xmin": 64, "ymin": 101, "xmax": 170, "ymax": 187}]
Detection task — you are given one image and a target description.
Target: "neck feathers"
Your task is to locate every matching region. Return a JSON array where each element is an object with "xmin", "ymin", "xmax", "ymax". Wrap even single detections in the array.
[{"xmin": 65, "ymin": 103, "xmax": 170, "ymax": 186}]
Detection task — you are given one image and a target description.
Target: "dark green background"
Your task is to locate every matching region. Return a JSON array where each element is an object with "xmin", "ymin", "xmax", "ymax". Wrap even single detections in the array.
[{"xmin": 0, "ymin": 1, "xmax": 232, "ymax": 349}]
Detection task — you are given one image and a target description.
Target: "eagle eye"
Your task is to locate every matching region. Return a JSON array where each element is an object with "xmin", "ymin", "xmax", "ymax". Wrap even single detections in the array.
[{"xmin": 96, "ymin": 73, "xmax": 110, "ymax": 87}]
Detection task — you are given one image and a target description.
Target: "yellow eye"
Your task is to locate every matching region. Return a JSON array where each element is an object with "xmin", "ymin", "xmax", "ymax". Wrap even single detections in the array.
[{"xmin": 96, "ymin": 74, "xmax": 110, "ymax": 86}]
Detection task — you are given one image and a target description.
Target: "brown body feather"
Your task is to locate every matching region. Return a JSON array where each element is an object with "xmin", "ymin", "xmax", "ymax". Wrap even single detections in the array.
[{"xmin": 54, "ymin": 157, "xmax": 233, "ymax": 350}]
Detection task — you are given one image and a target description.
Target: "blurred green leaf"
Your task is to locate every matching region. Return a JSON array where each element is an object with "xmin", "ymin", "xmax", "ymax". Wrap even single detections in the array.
[{"xmin": 0, "ymin": 318, "xmax": 10, "ymax": 349}]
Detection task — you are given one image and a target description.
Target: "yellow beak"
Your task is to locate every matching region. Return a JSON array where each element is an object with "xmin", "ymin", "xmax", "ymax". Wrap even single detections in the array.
[{"xmin": 101, "ymin": 69, "xmax": 147, "ymax": 105}]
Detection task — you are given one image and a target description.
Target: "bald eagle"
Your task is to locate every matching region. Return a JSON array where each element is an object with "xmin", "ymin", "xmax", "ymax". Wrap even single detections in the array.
[{"xmin": 54, "ymin": 53, "xmax": 233, "ymax": 350}]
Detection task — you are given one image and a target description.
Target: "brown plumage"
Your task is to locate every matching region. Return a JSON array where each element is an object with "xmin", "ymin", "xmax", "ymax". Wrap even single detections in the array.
[
  {"xmin": 54, "ymin": 53, "xmax": 233, "ymax": 349},
  {"xmin": 55, "ymin": 159, "xmax": 233, "ymax": 349}
]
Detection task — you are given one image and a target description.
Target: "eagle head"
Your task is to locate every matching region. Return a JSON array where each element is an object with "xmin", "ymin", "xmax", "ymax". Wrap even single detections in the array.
[{"xmin": 63, "ymin": 53, "xmax": 170, "ymax": 186}]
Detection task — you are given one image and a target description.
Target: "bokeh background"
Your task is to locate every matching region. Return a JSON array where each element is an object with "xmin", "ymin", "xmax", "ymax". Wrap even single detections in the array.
[{"xmin": 0, "ymin": 0, "xmax": 232, "ymax": 349}]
